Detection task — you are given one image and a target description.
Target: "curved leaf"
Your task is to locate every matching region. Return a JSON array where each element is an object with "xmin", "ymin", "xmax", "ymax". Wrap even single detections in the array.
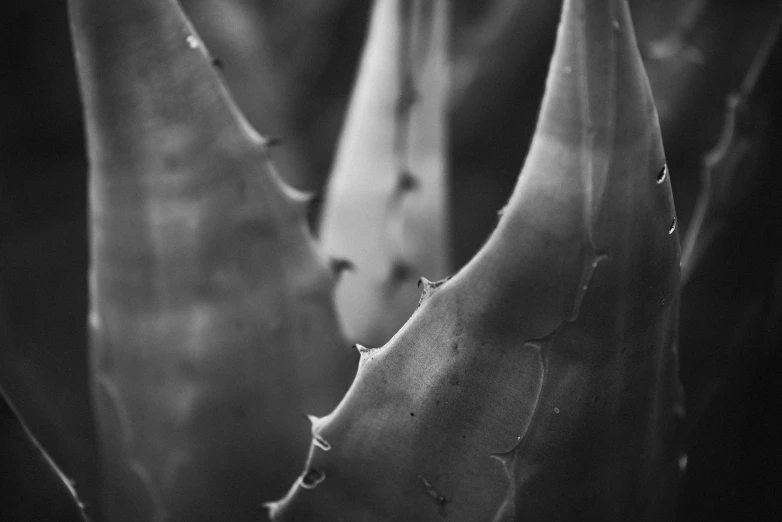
[
  {"xmin": 271, "ymin": 0, "xmax": 683, "ymax": 520},
  {"xmin": 0, "ymin": 388, "xmax": 89, "ymax": 521},
  {"xmin": 68, "ymin": 0, "xmax": 356, "ymax": 519},
  {"xmin": 319, "ymin": 0, "xmax": 451, "ymax": 346}
]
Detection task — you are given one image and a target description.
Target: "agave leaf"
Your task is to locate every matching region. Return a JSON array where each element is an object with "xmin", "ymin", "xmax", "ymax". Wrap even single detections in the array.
[
  {"xmin": 271, "ymin": 0, "xmax": 682, "ymax": 520},
  {"xmin": 0, "ymin": 242, "xmax": 99, "ymax": 514},
  {"xmin": 179, "ymin": 0, "xmax": 371, "ymax": 194},
  {"xmin": 449, "ymin": 0, "xmax": 563, "ymax": 268},
  {"xmin": 680, "ymin": 8, "xmax": 782, "ymax": 282},
  {"xmin": 676, "ymin": 7, "xmax": 782, "ymax": 518},
  {"xmin": 0, "ymin": 388, "xmax": 89, "ymax": 521},
  {"xmin": 68, "ymin": 0, "xmax": 355, "ymax": 519},
  {"xmin": 177, "ymin": 0, "xmax": 316, "ymax": 192},
  {"xmin": 637, "ymin": 0, "xmax": 780, "ymax": 230},
  {"xmin": 319, "ymin": 0, "xmax": 451, "ymax": 346}
]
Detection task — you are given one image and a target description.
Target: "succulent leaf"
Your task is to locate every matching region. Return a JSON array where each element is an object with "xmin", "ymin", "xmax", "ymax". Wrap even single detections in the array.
[
  {"xmin": 272, "ymin": 0, "xmax": 683, "ymax": 520},
  {"xmin": 0, "ymin": 388, "xmax": 89, "ymax": 521},
  {"xmin": 68, "ymin": 0, "xmax": 356, "ymax": 519},
  {"xmin": 319, "ymin": 0, "xmax": 451, "ymax": 346},
  {"xmin": 675, "ymin": 6, "xmax": 782, "ymax": 517}
]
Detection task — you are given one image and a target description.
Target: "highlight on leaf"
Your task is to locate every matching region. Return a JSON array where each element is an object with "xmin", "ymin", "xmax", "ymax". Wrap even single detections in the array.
[
  {"xmin": 68, "ymin": 0, "xmax": 355, "ymax": 519},
  {"xmin": 1, "ymin": 388, "xmax": 90, "ymax": 522},
  {"xmin": 8, "ymin": 0, "xmax": 778, "ymax": 520},
  {"xmin": 270, "ymin": 0, "xmax": 683, "ymax": 520},
  {"xmin": 319, "ymin": 0, "xmax": 452, "ymax": 347}
]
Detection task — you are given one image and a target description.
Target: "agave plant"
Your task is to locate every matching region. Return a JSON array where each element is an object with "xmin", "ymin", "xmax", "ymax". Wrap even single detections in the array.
[
  {"xmin": 2, "ymin": 0, "xmax": 780, "ymax": 520},
  {"xmin": 675, "ymin": 7, "xmax": 782, "ymax": 518},
  {"xmin": 270, "ymin": 0, "xmax": 683, "ymax": 519}
]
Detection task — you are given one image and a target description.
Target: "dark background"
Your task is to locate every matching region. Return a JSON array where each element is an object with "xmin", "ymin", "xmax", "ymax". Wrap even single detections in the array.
[{"xmin": 1, "ymin": 0, "xmax": 779, "ymax": 519}]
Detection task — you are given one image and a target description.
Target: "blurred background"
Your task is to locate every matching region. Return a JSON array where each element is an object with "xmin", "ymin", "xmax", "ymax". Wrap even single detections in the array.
[{"xmin": 1, "ymin": 0, "xmax": 779, "ymax": 519}]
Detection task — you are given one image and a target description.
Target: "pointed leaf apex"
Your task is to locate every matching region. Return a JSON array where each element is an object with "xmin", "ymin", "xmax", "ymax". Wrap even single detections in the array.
[{"xmin": 539, "ymin": 0, "xmax": 655, "ymax": 144}]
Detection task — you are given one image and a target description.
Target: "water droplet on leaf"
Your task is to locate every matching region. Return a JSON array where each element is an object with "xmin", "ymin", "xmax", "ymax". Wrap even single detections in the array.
[
  {"xmin": 669, "ymin": 217, "xmax": 677, "ymax": 235},
  {"xmin": 186, "ymin": 35, "xmax": 199, "ymax": 49}
]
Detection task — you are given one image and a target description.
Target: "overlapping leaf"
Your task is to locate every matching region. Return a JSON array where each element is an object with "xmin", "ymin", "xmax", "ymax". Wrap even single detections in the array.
[
  {"xmin": 320, "ymin": 0, "xmax": 451, "ymax": 346},
  {"xmin": 271, "ymin": 0, "xmax": 683, "ymax": 519},
  {"xmin": 68, "ymin": 0, "xmax": 355, "ymax": 519}
]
